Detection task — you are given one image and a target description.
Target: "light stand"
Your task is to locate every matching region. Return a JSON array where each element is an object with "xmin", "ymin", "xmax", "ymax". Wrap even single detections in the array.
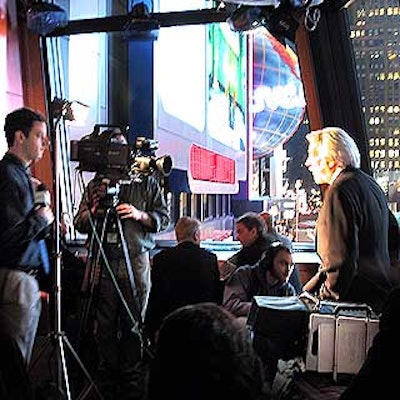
[{"xmin": 29, "ymin": 99, "xmax": 102, "ymax": 400}]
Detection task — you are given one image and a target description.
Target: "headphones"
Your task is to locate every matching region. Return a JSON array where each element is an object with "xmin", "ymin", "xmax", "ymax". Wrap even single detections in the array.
[{"xmin": 260, "ymin": 241, "xmax": 290, "ymax": 271}]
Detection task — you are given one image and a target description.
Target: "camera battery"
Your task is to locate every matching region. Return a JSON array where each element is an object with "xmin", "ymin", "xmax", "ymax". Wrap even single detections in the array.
[{"xmin": 107, "ymin": 232, "xmax": 119, "ymax": 244}]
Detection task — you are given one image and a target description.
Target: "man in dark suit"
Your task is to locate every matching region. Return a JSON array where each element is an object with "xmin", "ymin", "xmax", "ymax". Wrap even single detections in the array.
[
  {"xmin": 304, "ymin": 127, "xmax": 394, "ymax": 313},
  {"xmin": 145, "ymin": 216, "xmax": 221, "ymax": 344}
]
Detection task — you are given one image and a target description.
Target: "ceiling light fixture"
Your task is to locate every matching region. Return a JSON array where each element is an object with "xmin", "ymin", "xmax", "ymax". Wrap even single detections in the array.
[
  {"xmin": 123, "ymin": 2, "xmax": 160, "ymax": 41},
  {"xmin": 26, "ymin": 2, "xmax": 68, "ymax": 36}
]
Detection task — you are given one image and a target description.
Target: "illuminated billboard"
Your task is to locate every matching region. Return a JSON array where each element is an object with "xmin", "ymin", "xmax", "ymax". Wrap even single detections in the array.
[
  {"xmin": 248, "ymin": 29, "xmax": 306, "ymax": 199},
  {"xmin": 154, "ymin": 0, "xmax": 247, "ymax": 194}
]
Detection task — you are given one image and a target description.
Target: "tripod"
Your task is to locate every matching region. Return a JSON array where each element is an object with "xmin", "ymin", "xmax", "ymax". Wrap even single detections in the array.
[
  {"xmin": 29, "ymin": 118, "xmax": 102, "ymax": 400},
  {"xmin": 78, "ymin": 182, "xmax": 149, "ymax": 355}
]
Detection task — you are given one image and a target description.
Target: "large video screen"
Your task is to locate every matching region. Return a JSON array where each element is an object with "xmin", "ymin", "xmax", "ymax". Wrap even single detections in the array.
[{"xmin": 154, "ymin": 0, "xmax": 247, "ymax": 194}]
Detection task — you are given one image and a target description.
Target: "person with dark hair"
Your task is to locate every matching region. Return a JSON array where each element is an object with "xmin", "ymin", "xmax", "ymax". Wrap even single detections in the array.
[
  {"xmin": 223, "ymin": 242, "xmax": 297, "ymax": 384},
  {"xmin": 145, "ymin": 216, "xmax": 221, "ymax": 345},
  {"xmin": 0, "ymin": 107, "xmax": 54, "ymax": 368},
  {"xmin": 147, "ymin": 303, "xmax": 268, "ymax": 400},
  {"xmin": 223, "ymin": 242, "xmax": 296, "ymax": 318},
  {"xmin": 73, "ymin": 129, "xmax": 170, "ymax": 400},
  {"xmin": 259, "ymin": 211, "xmax": 303, "ymax": 293},
  {"xmin": 223, "ymin": 212, "xmax": 302, "ymax": 294},
  {"xmin": 225, "ymin": 212, "xmax": 269, "ymax": 274}
]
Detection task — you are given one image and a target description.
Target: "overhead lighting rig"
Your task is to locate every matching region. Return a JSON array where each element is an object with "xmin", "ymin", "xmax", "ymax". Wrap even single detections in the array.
[
  {"xmin": 225, "ymin": 0, "xmax": 325, "ymax": 42},
  {"xmin": 123, "ymin": 2, "xmax": 160, "ymax": 41},
  {"xmin": 24, "ymin": 0, "xmax": 327, "ymax": 40},
  {"xmin": 26, "ymin": 2, "xmax": 68, "ymax": 36}
]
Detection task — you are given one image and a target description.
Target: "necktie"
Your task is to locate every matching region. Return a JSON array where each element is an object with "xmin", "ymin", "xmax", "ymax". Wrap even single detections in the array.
[{"xmin": 39, "ymin": 240, "xmax": 50, "ymax": 275}]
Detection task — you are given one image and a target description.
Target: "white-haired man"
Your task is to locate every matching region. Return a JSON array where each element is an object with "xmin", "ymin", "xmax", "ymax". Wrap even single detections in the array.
[{"xmin": 304, "ymin": 127, "xmax": 394, "ymax": 313}]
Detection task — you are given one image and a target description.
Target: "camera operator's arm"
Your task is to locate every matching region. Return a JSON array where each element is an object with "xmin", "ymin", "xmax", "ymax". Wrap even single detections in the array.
[
  {"xmin": 116, "ymin": 203, "xmax": 154, "ymax": 229},
  {"xmin": 74, "ymin": 178, "xmax": 106, "ymax": 233}
]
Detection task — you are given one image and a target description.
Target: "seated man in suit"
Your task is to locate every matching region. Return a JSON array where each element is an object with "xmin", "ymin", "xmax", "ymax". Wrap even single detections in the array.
[{"xmin": 145, "ymin": 216, "xmax": 221, "ymax": 344}]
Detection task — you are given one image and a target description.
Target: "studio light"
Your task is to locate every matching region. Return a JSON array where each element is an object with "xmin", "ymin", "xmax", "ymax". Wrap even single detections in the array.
[
  {"xmin": 226, "ymin": 0, "xmax": 325, "ymax": 40},
  {"xmin": 227, "ymin": 6, "xmax": 266, "ymax": 31},
  {"xmin": 123, "ymin": 2, "xmax": 159, "ymax": 41},
  {"xmin": 26, "ymin": 2, "xmax": 68, "ymax": 36},
  {"xmin": 223, "ymin": 0, "xmax": 280, "ymax": 4},
  {"xmin": 51, "ymin": 98, "xmax": 89, "ymax": 124}
]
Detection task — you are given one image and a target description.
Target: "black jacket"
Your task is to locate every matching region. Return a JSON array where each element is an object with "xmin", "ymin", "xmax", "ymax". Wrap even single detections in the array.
[
  {"xmin": 145, "ymin": 241, "xmax": 221, "ymax": 341},
  {"xmin": 0, "ymin": 152, "xmax": 50, "ymax": 271},
  {"xmin": 223, "ymin": 261, "xmax": 296, "ymax": 317},
  {"xmin": 317, "ymin": 167, "xmax": 393, "ymax": 312}
]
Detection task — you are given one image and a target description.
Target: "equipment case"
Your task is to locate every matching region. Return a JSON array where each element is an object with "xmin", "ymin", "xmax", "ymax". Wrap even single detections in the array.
[{"xmin": 305, "ymin": 301, "xmax": 379, "ymax": 380}]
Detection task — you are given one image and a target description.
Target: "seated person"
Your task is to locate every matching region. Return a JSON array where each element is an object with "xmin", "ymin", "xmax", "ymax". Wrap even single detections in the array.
[
  {"xmin": 147, "ymin": 303, "xmax": 268, "ymax": 400},
  {"xmin": 223, "ymin": 242, "xmax": 296, "ymax": 318},
  {"xmin": 225, "ymin": 212, "xmax": 270, "ymax": 275},
  {"xmin": 223, "ymin": 212, "xmax": 302, "ymax": 294},
  {"xmin": 145, "ymin": 216, "xmax": 221, "ymax": 344},
  {"xmin": 223, "ymin": 242, "xmax": 297, "ymax": 383}
]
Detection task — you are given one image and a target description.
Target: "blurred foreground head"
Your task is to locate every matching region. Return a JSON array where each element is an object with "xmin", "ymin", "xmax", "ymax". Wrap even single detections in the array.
[{"xmin": 148, "ymin": 303, "xmax": 266, "ymax": 400}]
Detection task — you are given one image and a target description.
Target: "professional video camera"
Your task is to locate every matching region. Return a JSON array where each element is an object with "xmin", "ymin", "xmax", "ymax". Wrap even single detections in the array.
[{"xmin": 70, "ymin": 124, "xmax": 172, "ymax": 181}]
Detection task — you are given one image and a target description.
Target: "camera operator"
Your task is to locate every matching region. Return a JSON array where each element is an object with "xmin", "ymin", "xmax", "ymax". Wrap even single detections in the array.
[{"xmin": 73, "ymin": 130, "xmax": 170, "ymax": 400}]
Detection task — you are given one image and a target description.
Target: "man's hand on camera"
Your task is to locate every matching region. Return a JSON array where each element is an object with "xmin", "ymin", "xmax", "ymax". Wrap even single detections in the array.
[
  {"xmin": 116, "ymin": 203, "xmax": 145, "ymax": 221},
  {"xmin": 116, "ymin": 203, "xmax": 155, "ymax": 229},
  {"xmin": 89, "ymin": 183, "xmax": 107, "ymax": 215}
]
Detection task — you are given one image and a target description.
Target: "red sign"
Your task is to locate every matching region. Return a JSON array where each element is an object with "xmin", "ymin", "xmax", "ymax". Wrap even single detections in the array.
[{"xmin": 190, "ymin": 144, "xmax": 235, "ymax": 184}]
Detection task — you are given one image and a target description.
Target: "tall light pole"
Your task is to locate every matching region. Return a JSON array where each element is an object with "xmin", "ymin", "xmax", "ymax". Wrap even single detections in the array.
[{"xmin": 295, "ymin": 179, "xmax": 303, "ymax": 242}]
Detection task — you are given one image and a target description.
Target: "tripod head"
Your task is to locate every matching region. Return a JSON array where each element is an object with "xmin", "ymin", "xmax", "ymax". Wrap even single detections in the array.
[
  {"xmin": 95, "ymin": 176, "xmax": 131, "ymax": 216},
  {"xmin": 97, "ymin": 179, "xmax": 120, "ymax": 211}
]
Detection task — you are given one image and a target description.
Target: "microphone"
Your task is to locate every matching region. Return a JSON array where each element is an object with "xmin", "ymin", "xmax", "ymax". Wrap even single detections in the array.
[{"xmin": 35, "ymin": 183, "xmax": 51, "ymax": 208}]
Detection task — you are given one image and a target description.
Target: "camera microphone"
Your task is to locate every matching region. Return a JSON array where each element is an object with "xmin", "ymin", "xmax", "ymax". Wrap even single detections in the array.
[{"xmin": 35, "ymin": 183, "xmax": 51, "ymax": 208}]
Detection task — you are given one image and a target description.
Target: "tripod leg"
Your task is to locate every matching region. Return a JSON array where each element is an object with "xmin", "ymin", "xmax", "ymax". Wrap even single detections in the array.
[
  {"xmin": 28, "ymin": 333, "xmax": 53, "ymax": 373},
  {"xmin": 62, "ymin": 334, "xmax": 104, "ymax": 400},
  {"xmin": 58, "ymin": 334, "xmax": 72, "ymax": 400}
]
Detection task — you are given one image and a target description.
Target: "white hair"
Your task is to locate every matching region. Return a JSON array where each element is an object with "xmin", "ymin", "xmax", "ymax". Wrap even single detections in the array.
[
  {"xmin": 175, "ymin": 216, "xmax": 201, "ymax": 243},
  {"xmin": 306, "ymin": 127, "xmax": 361, "ymax": 168}
]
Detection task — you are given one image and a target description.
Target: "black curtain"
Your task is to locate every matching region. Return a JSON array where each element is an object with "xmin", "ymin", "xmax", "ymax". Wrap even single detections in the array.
[{"xmin": 308, "ymin": 8, "xmax": 371, "ymax": 175}]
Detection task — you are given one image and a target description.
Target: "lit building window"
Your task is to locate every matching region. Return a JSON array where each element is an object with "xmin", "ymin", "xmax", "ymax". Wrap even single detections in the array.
[{"xmin": 369, "ymin": 149, "xmax": 375, "ymax": 158}]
